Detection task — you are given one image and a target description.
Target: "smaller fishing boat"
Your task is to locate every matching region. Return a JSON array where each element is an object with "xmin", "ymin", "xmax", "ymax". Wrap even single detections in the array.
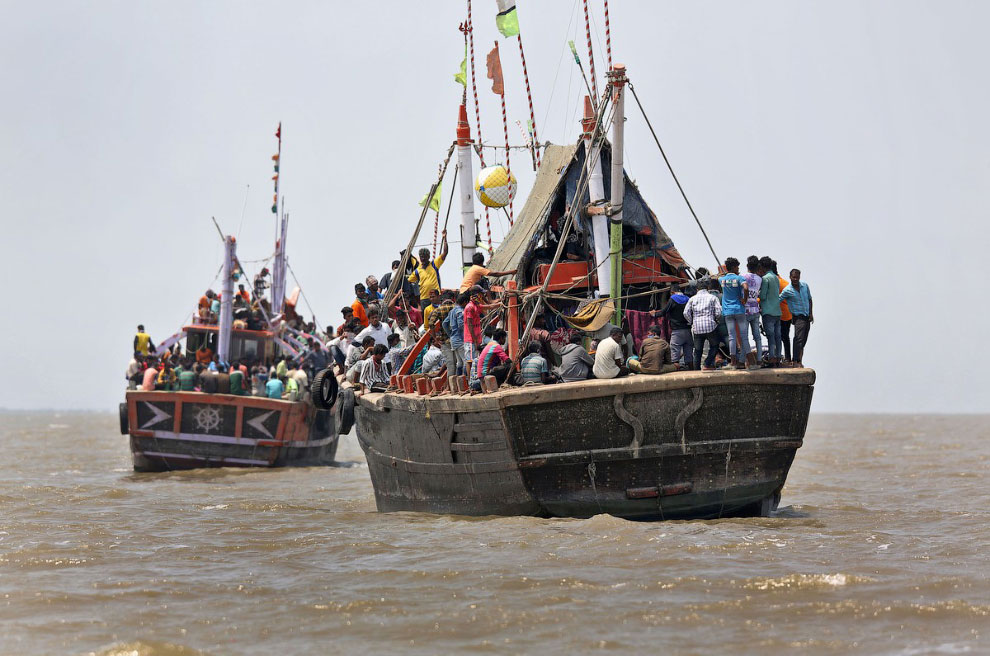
[{"xmin": 120, "ymin": 127, "xmax": 339, "ymax": 471}]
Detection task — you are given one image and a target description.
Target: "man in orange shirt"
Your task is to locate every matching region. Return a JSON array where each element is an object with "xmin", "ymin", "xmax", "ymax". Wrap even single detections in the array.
[
  {"xmin": 459, "ymin": 252, "xmax": 517, "ymax": 292},
  {"xmin": 351, "ymin": 283, "xmax": 369, "ymax": 328}
]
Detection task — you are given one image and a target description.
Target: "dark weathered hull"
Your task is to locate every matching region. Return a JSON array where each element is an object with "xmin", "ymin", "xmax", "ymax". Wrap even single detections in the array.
[
  {"xmin": 355, "ymin": 368, "xmax": 814, "ymax": 520},
  {"xmin": 124, "ymin": 391, "xmax": 338, "ymax": 472}
]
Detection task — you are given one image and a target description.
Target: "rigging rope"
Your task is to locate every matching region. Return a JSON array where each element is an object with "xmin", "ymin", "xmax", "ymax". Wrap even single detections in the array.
[
  {"xmin": 582, "ymin": 0, "xmax": 599, "ymax": 101},
  {"xmin": 285, "ymin": 261, "xmax": 323, "ymax": 333},
  {"xmin": 627, "ymin": 81, "xmax": 720, "ymax": 265},
  {"xmin": 603, "ymin": 0, "xmax": 612, "ymax": 70},
  {"xmin": 515, "ymin": 34, "xmax": 541, "ymax": 168},
  {"xmin": 464, "ymin": 2, "xmax": 493, "ymax": 248},
  {"xmin": 433, "ymin": 162, "xmax": 441, "ymax": 254}
]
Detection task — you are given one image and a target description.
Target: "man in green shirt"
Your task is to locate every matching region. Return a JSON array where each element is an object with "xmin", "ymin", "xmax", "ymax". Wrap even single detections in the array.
[{"xmin": 758, "ymin": 256, "xmax": 782, "ymax": 366}]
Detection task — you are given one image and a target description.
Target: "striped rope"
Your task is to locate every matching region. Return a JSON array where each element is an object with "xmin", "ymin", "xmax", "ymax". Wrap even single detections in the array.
[
  {"xmin": 500, "ymin": 91, "xmax": 513, "ymax": 225},
  {"xmin": 603, "ymin": 0, "xmax": 612, "ymax": 70},
  {"xmin": 515, "ymin": 35, "xmax": 541, "ymax": 168},
  {"xmin": 582, "ymin": 0, "xmax": 599, "ymax": 100},
  {"xmin": 464, "ymin": 2, "xmax": 492, "ymax": 252}
]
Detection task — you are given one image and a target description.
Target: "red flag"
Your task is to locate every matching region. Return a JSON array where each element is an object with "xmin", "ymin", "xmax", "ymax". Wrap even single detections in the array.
[
  {"xmin": 275, "ymin": 123, "xmax": 281, "ymax": 140},
  {"xmin": 486, "ymin": 43, "xmax": 504, "ymax": 96}
]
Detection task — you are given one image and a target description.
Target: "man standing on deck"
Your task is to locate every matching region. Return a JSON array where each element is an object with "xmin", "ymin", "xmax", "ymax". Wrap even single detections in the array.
[
  {"xmin": 351, "ymin": 283, "xmax": 370, "ymax": 328},
  {"xmin": 719, "ymin": 257, "xmax": 750, "ymax": 370},
  {"xmin": 593, "ymin": 327, "xmax": 630, "ymax": 379},
  {"xmin": 742, "ymin": 256, "xmax": 765, "ymax": 369},
  {"xmin": 444, "ymin": 292, "xmax": 468, "ymax": 378},
  {"xmin": 779, "ymin": 268, "xmax": 813, "ymax": 367},
  {"xmin": 684, "ymin": 279, "xmax": 723, "ymax": 371},
  {"xmin": 758, "ymin": 256, "xmax": 782, "ymax": 367},
  {"xmin": 253, "ymin": 268, "xmax": 270, "ymax": 300},
  {"xmin": 653, "ymin": 285, "xmax": 693, "ymax": 369},
  {"xmin": 408, "ymin": 230, "xmax": 448, "ymax": 302},
  {"xmin": 463, "ymin": 290, "xmax": 483, "ymax": 384},
  {"xmin": 134, "ymin": 325, "xmax": 155, "ymax": 357}
]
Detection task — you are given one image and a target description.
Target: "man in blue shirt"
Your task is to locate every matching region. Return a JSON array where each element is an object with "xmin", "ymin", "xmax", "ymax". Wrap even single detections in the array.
[
  {"xmin": 719, "ymin": 257, "xmax": 751, "ymax": 369},
  {"xmin": 779, "ymin": 268, "xmax": 813, "ymax": 367}
]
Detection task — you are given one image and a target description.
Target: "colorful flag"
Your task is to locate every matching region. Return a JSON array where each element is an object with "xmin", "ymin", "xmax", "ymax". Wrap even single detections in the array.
[
  {"xmin": 496, "ymin": 0, "xmax": 519, "ymax": 37},
  {"xmin": 454, "ymin": 44, "xmax": 467, "ymax": 87},
  {"xmin": 486, "ymin": 44, "xmax": 504, "ymax": 96},
  {"xmin": 419, "ymin": 182, "xmax": 443, "ymax": 211},
  {"xmin": 568, "ymin": 40, "xmax": 580, "ymax": 64},
  {"xmin": 275, "ymin": 122, "xmax": 281, "ymax": 140}
]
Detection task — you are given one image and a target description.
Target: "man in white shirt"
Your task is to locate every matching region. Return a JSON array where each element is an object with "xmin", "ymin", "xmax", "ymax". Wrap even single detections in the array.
[
  {"xmin": 593, "ymin": 327, "xmax": 630, "ymax": 379},
  {"xmin": 355, "ymin": 307, "xmax": 393, "ymax": 347}
]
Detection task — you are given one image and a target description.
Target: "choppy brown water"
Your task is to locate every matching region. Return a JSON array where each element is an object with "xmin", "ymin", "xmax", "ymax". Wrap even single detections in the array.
[{"xmin": 1, "ymin": 413, "xmax": 988, "ymax": 655}]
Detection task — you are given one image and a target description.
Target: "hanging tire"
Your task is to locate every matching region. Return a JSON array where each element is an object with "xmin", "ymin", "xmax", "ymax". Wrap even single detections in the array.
[
  {"xmin": 119, "ymin": 403, "xmax": 129, "ymax": 435},
  {"xmin": 334, "ymin": 387, "xmax": 355, "ymax": 436},
  {"xmin": 310, "ymin": 368, "xmax": 339, "ymax": 410}
]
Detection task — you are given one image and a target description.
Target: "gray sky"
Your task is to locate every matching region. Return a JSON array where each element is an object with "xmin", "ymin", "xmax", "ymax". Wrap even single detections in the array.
[{"xmin": 1, "ymin": 1, "xmax": 987, "ymax": 413}]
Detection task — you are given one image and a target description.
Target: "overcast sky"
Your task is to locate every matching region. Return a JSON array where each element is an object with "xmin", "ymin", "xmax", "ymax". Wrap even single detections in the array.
[{"xmin": 1, "ymin": 1, "xmax": 987, "ymax": 413}]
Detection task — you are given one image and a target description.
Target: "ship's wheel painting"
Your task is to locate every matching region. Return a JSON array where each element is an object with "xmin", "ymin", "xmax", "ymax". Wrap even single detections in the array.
[{"xmin": 194, "ymin": 406, "xmax": 222, "ymax": 433}]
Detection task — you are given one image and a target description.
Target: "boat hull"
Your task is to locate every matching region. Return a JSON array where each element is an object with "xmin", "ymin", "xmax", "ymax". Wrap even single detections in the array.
[
  {"xmin": 355, "ymin": 368, "xmax": 814, "ymax": 520},
  {"xmin": 124, "ymin": 391, "xmax": 338, "ymax": 472}
]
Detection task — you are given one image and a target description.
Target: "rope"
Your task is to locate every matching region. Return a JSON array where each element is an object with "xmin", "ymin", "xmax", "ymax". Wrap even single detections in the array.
[
  {"xmin": 433, "ymin": 162, "xmax": 441, "ymax": 254},
  {"xmin": 516, "ymin": 35, "xmax": 541, "ymax": 168},
  {"xmin": 627, "ymin": 81, "xmax": 720, "ymax": 264},
  {"xmin": 286, "ymin": 261, "xmax": 323, "ymax": 333},
  {"xmin": 498, "ymin": 67, "xmax": 514, "ymax": 226},
  {"xmin": 582, "ymin": 0, "xmax": 599, "ymax": 101},
  {"xmin": 464, "ymin": 1, "xmax": 494, "ymax": 249},
  {"xmin": 603, "ymin": 0, "xmax": 612, "ymax": 70}
]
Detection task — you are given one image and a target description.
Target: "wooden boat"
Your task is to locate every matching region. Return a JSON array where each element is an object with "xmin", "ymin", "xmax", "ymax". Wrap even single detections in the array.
[
  {"xmin": 347, "ymin": 53, "xmax": 815, "ymax": 519},
  {"xmin": 120, "ymin": 127, "xmax": 339, "ymax": 472}
]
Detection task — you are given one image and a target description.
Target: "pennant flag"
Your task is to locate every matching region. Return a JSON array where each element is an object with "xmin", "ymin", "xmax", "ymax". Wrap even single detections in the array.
[
  {"xmin": 454, "ymin": 44, "xmax": 467, "ymax": 87},
  {"xmin": 275, "ymin": 122, "xmax": 281, "ymax": 140},
  {"xmin": 486, "ymin": 44, "xmax": 504, "ymax": 96},
  {"xmin": 419, "ymin": 182, "xmax": 443, "ymax": 212},
  {"xmin": 568, "ymin": 40, "xmax": 580, "ymax": 64},
  {"xmin": 495, "ymin": 0, "xmax": 519, "ymax": 37}
]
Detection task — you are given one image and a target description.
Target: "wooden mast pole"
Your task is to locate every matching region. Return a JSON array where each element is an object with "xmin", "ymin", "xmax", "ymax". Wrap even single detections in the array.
[
  {"xmin": 607, "ymin": 65, "xmax": 627, "ymax": 325},
  {"xmin": 581, "ymin": 95, "xmax": 610, "ymax": 298}
]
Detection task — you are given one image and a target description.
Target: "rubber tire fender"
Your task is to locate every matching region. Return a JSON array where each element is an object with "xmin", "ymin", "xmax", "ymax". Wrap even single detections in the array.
[
  {"xmin": 310, "ymin": 368, "xmax": 339, "ymax": 410},
  {"xmin": 119, "ymin": 402, "xmax": 129, "ymax": 435},
  {"xmin": 334, "ymin": 387, "xmax": 356, "ymax": 436}
]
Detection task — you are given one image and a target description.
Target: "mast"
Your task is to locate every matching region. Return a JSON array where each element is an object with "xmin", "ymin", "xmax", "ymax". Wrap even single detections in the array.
[
  {"xmin": 217, "ymin": 235, "xmax": 237, "ymax": 364},
  {"xmin": 607, "ymin": 65, "xmax": 627, "ymax": 324},
  {"xmin": 456, "ymin": 104, "xmax": 477, "ymax": 268},
  {"xmin": 581, "ymin": 95, "xmax": 610, "ymax": 298},
  {"xmin": 272, "ymin": 208, "xmax": 288, "ymax": 315}
]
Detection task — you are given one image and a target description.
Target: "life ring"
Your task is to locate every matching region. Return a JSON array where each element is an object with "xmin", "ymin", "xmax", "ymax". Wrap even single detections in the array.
[
  {"xmin": 310, "ymin": 368, "xmax": 339, "ymax": 410},
  {"xmin": 334, "ymin": 387, "xmax": 356, "ymax": 436},
  {"xmin": 119, "ymin": 403, "xmax": 129, "ymax": 435}
]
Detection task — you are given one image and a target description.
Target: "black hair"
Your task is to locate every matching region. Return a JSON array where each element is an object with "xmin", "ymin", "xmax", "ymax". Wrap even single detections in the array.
[
  {"xmin": 354, "ymin": 283, "xmax": 366, "ymax": 293},
  {"xmin": 790, "ymin": 268, "xmax": 801, "ymax": 276},
  {"xmin": 526, "ymin": 342, "xmax": 541, "ymax": 354},
  {"xmin": 367, "ymin": 306, "xmax": 380, "ymax": 318},
  {"xmin": 759, "ymin": 256, "xmax": 773, "ymax": 271},
  {"xmin": 724, "ymin": 257, "xmax": 740, "ymax": 270},
  {"xmin": 387, "ymin": 333, "xmax": 401, "ymax": 346},
  {"xmin": 341, "ymin": 306, "xmax": 353, "ymax": 314},
  {"xmin": 472, "ymin": 252, "xmax": 485, "ymax": 265},
  {"xmin": 483, "ymin": 325, "xmax": 495, "ymax": 337},
  {"xmin": 570, "ymin": 333, "xmax": 584, "ymax": 344},
  {"xmin": 361, "ymin": 336, "xmax": 376, "ymax": 347},
  {"xmin": 493, "ymin": 329, "xmax": 508, "ymax": 342},
  {"xmin": 373, "ymin": 343, "xmax": 389, "ymax": 356},
  {"xmin": 346, "ymin": 319, "xmax": 363, "ymax": 333},
  {"xmin": 457, "ymin": 292, "xmax": 471, "ymax": 305},
  {"xmin": 695, "ymin": 267, "xmax": 709, "ymax": 277},
  {"xmin": 770, "ymin": 260, "xmax": 779, "ymax": 275},
  {"xmin": 746, "ymin": 255, "xmax": 760, "ymax": 272},
  {"xmin": 648, "ymin": 324, "xmax": 663, "ymax": 336},
  {"xmin": 609, "ymin": 326, "xmax": 624, "ymax": 337},
  {"xmin": 391, "ymin": 259, "xmax": 400, "ymax": 268}
]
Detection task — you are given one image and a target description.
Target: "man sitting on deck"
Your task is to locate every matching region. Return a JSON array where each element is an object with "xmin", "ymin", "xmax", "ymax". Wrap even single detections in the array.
[
  {"xmin": 358, "ymin": 344, "xmax": 391, "ymax": 393},
  {"xmin": 628, "ymin": 325, "xmax": 679, "ymax": 375},
  {"xmin": 520, "ymin": 342, "xmax": 552, "ymax": 385},
  {"xmin": 593, "ymin": 327, "xmax": 630, "ymax": 380},
  {"xmin": 355, "ymin": 307, "xmax": 393, "ymax": 347},
  {"xmin": 472, "ymin": 329, "xmax": 511, "ymax": 390},
  {"xmin": 555, "ymin": 333, "xmax": 594, "ymax": 383}
]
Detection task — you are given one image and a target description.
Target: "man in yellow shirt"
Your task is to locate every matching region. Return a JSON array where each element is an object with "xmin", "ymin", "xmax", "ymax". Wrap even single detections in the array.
[
  {"xmin": 408, "ymin": 230, "xmax": 448, "ymax": 301},
  {"xmin": 134, "ymin": 324, "xmax": 155, "ymax": 356}
]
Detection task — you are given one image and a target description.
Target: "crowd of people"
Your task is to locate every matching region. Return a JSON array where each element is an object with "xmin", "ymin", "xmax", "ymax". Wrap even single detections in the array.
[{"xmin": 128, "ymin": 234, "xmax": 812, "ymax": 399}]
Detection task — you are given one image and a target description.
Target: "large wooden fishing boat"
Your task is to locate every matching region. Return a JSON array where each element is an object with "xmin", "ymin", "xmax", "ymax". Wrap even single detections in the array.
[
  {"xmin": 120, "ymin": 127, "xmax": 339, "ymax": 472},
  {"xmin": 345, "ymin": 32, "xmax": 815, "ymax": 519}
]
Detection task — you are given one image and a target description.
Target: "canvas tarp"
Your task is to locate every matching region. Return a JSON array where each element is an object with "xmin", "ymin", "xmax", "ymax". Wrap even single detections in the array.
[{"xmin": 488, "ymin": 141, "xmax": 688, "ymax": 277}]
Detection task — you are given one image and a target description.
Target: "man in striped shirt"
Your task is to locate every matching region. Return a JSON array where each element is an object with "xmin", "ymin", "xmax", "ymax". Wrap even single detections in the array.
[{"xmin": 683, "ymin": 279, "xmax": 723, "ymax": 371}]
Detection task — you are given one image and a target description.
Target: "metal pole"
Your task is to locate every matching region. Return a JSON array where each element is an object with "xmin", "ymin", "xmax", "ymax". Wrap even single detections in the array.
[
  {"xmin": 607, "ymin": 65, "xmax": 627, "ymax": 325},
  {"xmin": 456, "ymin": 104, "xmax": 477, "ymax": 268},
  {"xmin": 581, "ymin": 96, "xmax": 610, "ymax": 297},
  {"xmin": 217, "ymin": 235, "xmax": 236, "ymax": 364}
]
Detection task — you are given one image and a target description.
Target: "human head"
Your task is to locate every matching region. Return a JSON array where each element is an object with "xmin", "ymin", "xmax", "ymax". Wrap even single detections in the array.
[
  {"xmin": 526, "ymin": 342, "xmax": 541, "ymax": 355},
  {"xmin": 724, "ymin": 257, "xmax": 740, "ymax": 273},
  {"xmin": 418, "ymin": 247, "xmax": 431, "ymax": 264},
  {"xmin": 770, "ymin": 259, "xmax": 779, "ymax": 276},
  {"xmin": 428, "ymin": 288, "xmax": 440, "ymax": 306},
  {"xmin": 354, "ymin": 283, "xmax": 367, "ymax": 298},
  {"xmin": 457, "ymin": 292, "xmax": 470, "ymax": 307},
  {"xmin": 758, "ymin": 256, "xmax": 773, "ymax": 275},
  {"xmin": 365, "ymin": 275, "xmax": 379, "ymax": 292},
  {"xmin": 493, "ymin": 329, "xmax": 508, "ymax": 345},
  {"xmin": 137, "ymin": 324, "xmax": 145, "ymax": 332},
  {"xmin": 609, "ymin": 327, "xmax": 624, "ymax": 342},
  {"xmin": 346, "ymin": 319, "xmax": 363, "ymax": 334},
  {"xmin": 238, "ymin": 284, "xmax": 245, "ymax": 291},
  {"xmin": 746, "ymin": 255, "xmax": 760, "ymax": 273},
  {"xmin": 569, "ymin": 333, "xmax": 584, "ymax": 345},
  {"xmin": 695, "ymin": 267, "xmax": 709, "ymax": 278},
  {"xmin": 341, "ymin": 306, "xmax": 353, "ymax": 319},
  {"xmin": 790, "ymin": 268, "xmax": 801, "ymax": 286},
  {"xmin": 391, "ymin": 259, "xmax": 401, "ymax": 272},
  {"xmin": 387, "ymin": 333, "xmax": 401, "ymax": 348},
  {"xmin": 648, "ymin": 324, "xmax": 663, "ymax": 338},
  {"xmin": 372, "ymin": 343, "xmax": 388, "ymax": 361},
  {"xmin": 472, "ymin": 252, "xmax": 485, "ymax": 266},
  {"xmin": 367, "ymin": 307, "xmax": 381, "ymax": 326},
  {"xmin": 361, "ymin": 336, "xmax": 376, "ymax": 349},
  {"xmin": 395, "ymin": 309, "xmax": 407, "ymax": 326}
]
